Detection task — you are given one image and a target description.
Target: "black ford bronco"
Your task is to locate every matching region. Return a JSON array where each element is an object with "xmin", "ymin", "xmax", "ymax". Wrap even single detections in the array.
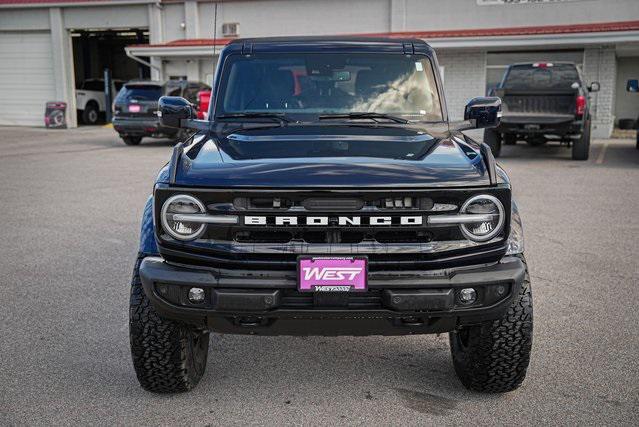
[
  {"xmin": 129, "ymin": 37, "xmax": 532, "ymax": 394},
  {"xmin": 486, "ymin": 62, "xmax": 599, "ymax": 160}
]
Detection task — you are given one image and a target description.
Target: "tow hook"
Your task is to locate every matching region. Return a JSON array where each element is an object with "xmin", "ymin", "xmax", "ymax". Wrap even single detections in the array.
[
  {"xmin": 235, "ymin": 316, "xmax": 266, "ymax": 327},
  {"xmin": 398, "ymin": 316, "xmax": 425, "ymax": 327}
]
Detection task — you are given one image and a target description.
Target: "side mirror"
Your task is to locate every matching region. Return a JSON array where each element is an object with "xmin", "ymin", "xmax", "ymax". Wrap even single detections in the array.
[
  {"xmin": 588, "ymin": 81, "xmax": 601, "ymax": 92},
  {"xmin": 158, "ymin": 96, "xmax": 196, "ymax": 128},
  {"xmin": 464, "ymin": 97, "xmax": 502, "ymax": 129},
  {"xmin": 627, "ymin": 79, "xmax": 639, "ymax": 93}
]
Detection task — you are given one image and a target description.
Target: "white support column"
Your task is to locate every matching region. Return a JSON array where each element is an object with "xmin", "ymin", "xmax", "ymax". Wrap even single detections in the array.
[
  {"xmin": 184, "ymin": 0, "xmax": 200, "ymax": 39},
  {"xmin": 583, "ymin": 47, "xmax": 617, "ymax": 138},
  {"xmin": 186, "ymin": 59, "xmax": 199, "ymax": 81},
  {"xmin": 148, "ymin": 3, "xmax": 164, "ymax": 81},
  {"xmin": 49, "ymin": 7, "xmax": 77, "ymax": 128},
  {"xmin": 150, "ymin": 57, "xmax": 163, "ymax": 81}
]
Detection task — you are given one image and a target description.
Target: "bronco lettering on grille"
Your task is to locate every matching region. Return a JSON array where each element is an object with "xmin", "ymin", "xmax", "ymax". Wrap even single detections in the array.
[{"xmin": 243, "ymin": 216, "xmax": 423, "ymax": 226}]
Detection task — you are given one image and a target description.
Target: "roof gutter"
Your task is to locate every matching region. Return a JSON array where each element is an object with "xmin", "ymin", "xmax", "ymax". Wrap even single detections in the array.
[
  {"xmin": 125, "ymin": 47, "xmax": 161, "ymax": 72},
  {"xmin": 126, "ymin": 44, "xmax": 220, "ymax": 57}
]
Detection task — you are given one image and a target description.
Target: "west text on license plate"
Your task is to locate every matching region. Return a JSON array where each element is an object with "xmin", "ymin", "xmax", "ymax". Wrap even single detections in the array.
[{"xmin": 298, "ymin": 257, "xmax": 367, "ymax": 292}]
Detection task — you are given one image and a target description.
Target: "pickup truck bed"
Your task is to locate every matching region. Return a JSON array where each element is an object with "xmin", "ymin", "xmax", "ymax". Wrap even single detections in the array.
[{"xmin": 485, "ymin": 62, "xmax": 594, "ymax": 160}]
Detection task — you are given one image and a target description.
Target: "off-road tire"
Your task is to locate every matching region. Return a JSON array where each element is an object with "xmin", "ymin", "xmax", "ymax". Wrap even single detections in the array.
[
  {"xmin": 483, "ymin": 128, "xmax": 502, "ymax": 157},
  {"xmin": 449, "ymin": 256, "xmax": 533, "ymax": 393},
  {"xmin": 503, "ymin": 134, "xmax": 517, "ymax": 145},
  {"xmin": 122, "ymin": 136, "xmax": 142, "ymax": 146},
  {"xmin": 82, "ymin": 103, "xmax": 100, "ymax": 125},
  {"xmin": 572, "ymin": 120, "xmax": 591, "ymax": 160},
  {"xmin": 129, "ymin": 254, "xmax": 210, "ymax": 393},
  {"xmin": 617, "ymin": 118, "xmax": 635, "ymax": 130}
]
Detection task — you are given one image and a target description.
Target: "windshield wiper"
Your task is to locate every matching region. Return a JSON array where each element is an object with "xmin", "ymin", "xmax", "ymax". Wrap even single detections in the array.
[
  {"xmin": 319, "ymin": 112, "xmax": 409, "ymax": 124},
  {"xmin": 216, "ymin": 112, "xmax": 292, "ymax": 124}
]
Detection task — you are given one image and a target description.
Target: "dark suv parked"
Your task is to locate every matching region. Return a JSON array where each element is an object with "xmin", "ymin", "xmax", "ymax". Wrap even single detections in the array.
[
  {"xmin": 113, "ymin": 80, "xmax": 210, "ymax": 145},
  {"xmin": 130, "ymin": 37, "xmax": 532, "ymax": 394},
  {"xmin": 487, "ymin": 62, "xmax": 599, "ymax": 160}
]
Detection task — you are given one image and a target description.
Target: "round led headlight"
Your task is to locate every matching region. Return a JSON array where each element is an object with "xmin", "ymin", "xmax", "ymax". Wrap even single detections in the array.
[
  {"xmin": 459, "ymin": 194, "xmax": 505, "ymax": 242},
  {"xmin": 161, "ymin": 194, "xmax": 206, "ymax": 241}
]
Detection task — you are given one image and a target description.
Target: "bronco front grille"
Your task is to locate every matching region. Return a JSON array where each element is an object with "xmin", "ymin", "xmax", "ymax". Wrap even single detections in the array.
[{"xmin": 154, "ymin": 187, "xmax": 511, "ymax": 270}]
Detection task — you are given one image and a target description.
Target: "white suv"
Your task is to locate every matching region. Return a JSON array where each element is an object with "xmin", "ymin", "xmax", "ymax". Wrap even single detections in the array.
[{"xmin": 76, "ymin": 79, "xmax": 124, "ymax": 125}]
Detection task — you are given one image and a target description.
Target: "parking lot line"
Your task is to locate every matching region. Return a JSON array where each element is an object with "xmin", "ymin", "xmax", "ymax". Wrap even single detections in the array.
[{"xmin": 596, "ymin": 142, "xmax": 608, "ymax": 164}]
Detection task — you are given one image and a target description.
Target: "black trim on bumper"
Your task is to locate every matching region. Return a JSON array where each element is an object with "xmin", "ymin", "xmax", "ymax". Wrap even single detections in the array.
[
  {"xmin": 497, "ymin": 118, "xmax": 583, "ymax": 136},
  {"xmin": 113, "ymin": 117, "xmax": 177, "ymax": 137},
  {"xmin": 138, "ymin": 256, "xmax": 526, "ymax": 336}
]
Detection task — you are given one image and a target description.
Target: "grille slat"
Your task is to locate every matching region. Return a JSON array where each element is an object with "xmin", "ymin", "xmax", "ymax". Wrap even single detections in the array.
[{"xmin": 281, "ymin": 289, "xmax": 383, "ymax": 309}]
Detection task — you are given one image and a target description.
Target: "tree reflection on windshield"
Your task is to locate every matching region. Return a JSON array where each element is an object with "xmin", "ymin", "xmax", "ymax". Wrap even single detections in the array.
[{"xmin": 219, "ymin": 53, "xmax": 443, "ymax": 122}]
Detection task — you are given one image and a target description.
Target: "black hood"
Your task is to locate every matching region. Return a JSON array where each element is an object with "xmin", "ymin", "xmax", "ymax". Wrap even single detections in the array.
[{"xmin": 169, "ymin": 124, "xmax": 490, "ymax": 188}]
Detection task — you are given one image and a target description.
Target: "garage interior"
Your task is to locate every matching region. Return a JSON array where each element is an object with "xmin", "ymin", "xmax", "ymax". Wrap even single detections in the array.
[{"xmin": 72, "ymin": 29, "xmax": 150, "ymax": 124}]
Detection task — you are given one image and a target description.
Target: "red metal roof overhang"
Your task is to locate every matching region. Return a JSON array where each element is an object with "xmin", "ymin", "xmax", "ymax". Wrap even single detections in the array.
[{"xmin": 125, "ymin": 20, "xmax": 639, "ymax": 55}]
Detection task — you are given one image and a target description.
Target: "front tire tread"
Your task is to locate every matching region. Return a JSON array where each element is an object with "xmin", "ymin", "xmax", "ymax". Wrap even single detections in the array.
[
  {"xmin": 129, "ymin": 254, "xmax": 209, "ymax": 393},
  {"xmin": 450, "ymin": 256, "xmax": 533, "ymax": 393}
]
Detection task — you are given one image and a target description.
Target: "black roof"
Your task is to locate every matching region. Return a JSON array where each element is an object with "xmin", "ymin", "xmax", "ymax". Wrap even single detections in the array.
[
  {"xmin": 223, "ymin": 36, "xmax": 434, "ymax": 55},
  {"xmin": 222, "ymin": 36, "xmax": 434, "ymax": 56},
  {"xmin": 229, "ymin": 35, "xmax": 430, "ymax": 45}
]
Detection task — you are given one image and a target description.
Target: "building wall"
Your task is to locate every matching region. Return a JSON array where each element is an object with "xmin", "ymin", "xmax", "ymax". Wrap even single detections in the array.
[
  {"xmin": 436, "ymin": 50, "xmax": 487, "ymax": 121},
  {"xmin": 63, "ymin": 4, "xmax": 148, "ymax": 29},
  {"xmin": 163, "ymin": 3, "xmax": 186, "ymax": 41},
  {"xmin": 198, "ymin": 0, "xmax": 391, "ymax": 39},
  {"xmin": 402, "ymin": 0, "xmax": 639, "ymax": 32},
  {"xmin": 189, "ymin": 0, "xmax": 639, "ymax": 38},
  {"xmin": 583, "ymin": 47, "xmax": 617, "ymax": 138},
  {"xmin": 615, "ymin": 57, "xmax": 639, "ymax": 124},
  {"xmin": 1, "ymin": 0, "xmax": 638, "ymax": 132},
  {"xmin": 0, "ymin": 7, "xmax": 50, "ymax": 31}
]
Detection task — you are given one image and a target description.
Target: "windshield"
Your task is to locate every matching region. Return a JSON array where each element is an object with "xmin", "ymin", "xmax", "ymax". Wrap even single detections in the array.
[
  {"xmin": 217, "ymin": 53, "xmax": 443, "ymax": 121},
  {"xmin": 502, "ymin": 64, "xmax": 580, "ymax": 91},
  {"xmin": 115, "ymin": 85, "xmax": 162, "ymax": 103}
]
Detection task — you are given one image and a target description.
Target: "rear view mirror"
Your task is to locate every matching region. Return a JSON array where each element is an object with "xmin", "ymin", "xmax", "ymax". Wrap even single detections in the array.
[
  {"xmin": 627, "ymin": 79, "xmax": 639, "ymax": 93},
  {"xmin": 589, "ymin": 81, "xmax": 600, "ymax": 92},
  {"xmin": 464, "ymin": 97, "xmax": 502, "ymax": 129},
  {"xmin": 158, "ymin": 96, "xmax": 196, "ymax": 128}
]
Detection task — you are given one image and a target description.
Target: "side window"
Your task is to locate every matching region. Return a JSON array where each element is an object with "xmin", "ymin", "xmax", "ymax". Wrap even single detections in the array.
[{"xmin": 85, "ymin": 81, "xmax": 104, "ymax": 91}]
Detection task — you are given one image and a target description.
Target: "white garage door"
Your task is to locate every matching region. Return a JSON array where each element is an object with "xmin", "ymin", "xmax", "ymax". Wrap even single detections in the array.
[{"xmin": 0, "ymin": 31, "xmax": 56, "ymax": 126}]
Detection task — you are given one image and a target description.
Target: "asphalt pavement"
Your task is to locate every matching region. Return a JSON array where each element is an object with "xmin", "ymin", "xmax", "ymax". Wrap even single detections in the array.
[{"xmin": 0, "ymin": 125, "xmax": 637, "ymax": 426}]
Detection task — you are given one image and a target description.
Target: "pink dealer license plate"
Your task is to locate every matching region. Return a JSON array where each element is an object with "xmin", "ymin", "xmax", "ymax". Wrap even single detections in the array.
[
  {"xmin": 298, "ymin": 257, "xmax": 367, "ymax": 292},
  {"xmin": 128, "ymin": 104, "xmax": 141, "ymax": 113}
]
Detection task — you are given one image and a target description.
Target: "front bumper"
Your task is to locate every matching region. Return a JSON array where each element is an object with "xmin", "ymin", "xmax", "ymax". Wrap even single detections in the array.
[{"xmin": 139, "ymin": 255, "xmax": 526, "ymax": 336}]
